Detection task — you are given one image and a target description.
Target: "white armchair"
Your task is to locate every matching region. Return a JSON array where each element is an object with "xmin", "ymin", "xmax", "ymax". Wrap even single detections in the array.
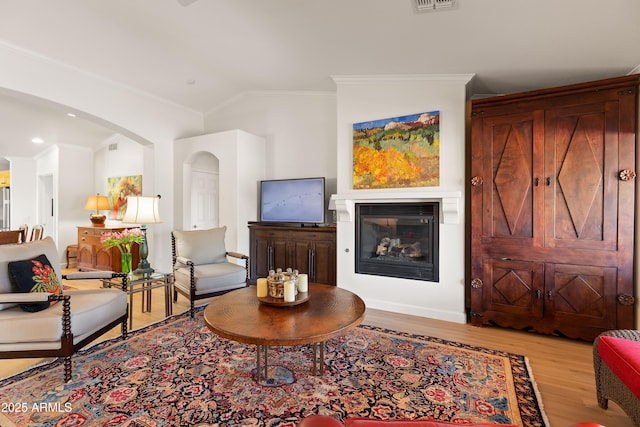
[
  {"xmin": 172, "ymin": 227, "xmax": 249, "ymax": 317},
  {"xmin": 0, "ymin": 237, "xmax": 128, "ymax": 382}
]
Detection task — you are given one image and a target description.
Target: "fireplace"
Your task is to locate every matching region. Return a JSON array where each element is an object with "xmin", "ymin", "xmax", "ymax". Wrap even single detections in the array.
[{"xmin": 355, "ymin": 202, "xmax": 439, "ymax": 282}]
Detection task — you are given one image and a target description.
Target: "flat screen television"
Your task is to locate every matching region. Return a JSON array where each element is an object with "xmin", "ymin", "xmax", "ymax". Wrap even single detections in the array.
[{"xmin": 260, "ymin": 177, "xmax": 325, "ymax": 224}]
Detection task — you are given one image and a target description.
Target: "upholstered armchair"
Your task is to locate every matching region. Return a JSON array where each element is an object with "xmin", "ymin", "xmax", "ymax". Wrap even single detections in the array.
[
  {"xmin": 171, "ymin": 227, "xmax": 249, "ymax": 317},
  {"xmin": 0, "ymin": 237, "xmax": 128, "ymax": 382},
  {"xmin": 593, "ymin": 330, "xmax": 640, "ymax": 426}
]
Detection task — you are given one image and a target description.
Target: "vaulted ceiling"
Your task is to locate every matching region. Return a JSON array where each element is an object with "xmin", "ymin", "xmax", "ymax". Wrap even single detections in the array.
[{"xmin": 0, "ymin": 0, "xmax": 638, "ymax": 161}]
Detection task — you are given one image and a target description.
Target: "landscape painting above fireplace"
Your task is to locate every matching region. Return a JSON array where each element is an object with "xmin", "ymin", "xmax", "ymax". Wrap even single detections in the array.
[{"xmin": 352, "ymin": 111, "xmax": 440, "ymax": 189}]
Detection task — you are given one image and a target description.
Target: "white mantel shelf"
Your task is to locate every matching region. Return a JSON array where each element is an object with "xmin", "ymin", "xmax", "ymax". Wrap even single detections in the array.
[{"xmin": 329, "ymin": 190, "xmax": 462, "ymax": 224}]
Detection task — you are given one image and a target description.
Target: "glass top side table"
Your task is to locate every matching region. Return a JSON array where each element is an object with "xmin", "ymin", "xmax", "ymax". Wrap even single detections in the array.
[{"xmin": 101, "ymin": 272, "xmax": 174, "ymax": 329}]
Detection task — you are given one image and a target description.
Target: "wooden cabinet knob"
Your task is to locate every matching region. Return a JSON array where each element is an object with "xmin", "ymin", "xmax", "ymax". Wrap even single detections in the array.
[
  {"xmin": 618, "ymin": 294, "xmax": 635, "ymax": 306},
  {"xmin": 619, "ymin": 169, "xmax": 636, "ymax": 181}
]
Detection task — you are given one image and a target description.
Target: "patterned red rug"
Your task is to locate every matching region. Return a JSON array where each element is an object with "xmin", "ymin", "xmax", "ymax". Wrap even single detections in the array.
[{"xmin": 0, "ymin": 308, "xmax": 548, "ymax": 426}]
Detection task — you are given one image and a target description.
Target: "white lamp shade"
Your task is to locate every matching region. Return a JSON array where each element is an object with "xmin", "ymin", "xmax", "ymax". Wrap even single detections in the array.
[{"xmin": 122, "ymin": 196, "xmax": 162, "ymax": 224}]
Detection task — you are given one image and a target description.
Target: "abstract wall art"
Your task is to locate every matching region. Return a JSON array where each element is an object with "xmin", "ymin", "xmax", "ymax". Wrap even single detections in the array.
[{"xmin": 107, "ymin": 175, "xmax": 142, "ymax": 220}]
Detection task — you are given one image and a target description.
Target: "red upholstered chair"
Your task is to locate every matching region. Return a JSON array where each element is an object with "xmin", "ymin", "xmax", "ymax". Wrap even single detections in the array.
[
  {"xmin": 593, "ymin": 330, "xmax": 640, "ymax": 426},
  {"xmin": 297, "ymin": 416, "xmax": 605, "ymax": 427}
]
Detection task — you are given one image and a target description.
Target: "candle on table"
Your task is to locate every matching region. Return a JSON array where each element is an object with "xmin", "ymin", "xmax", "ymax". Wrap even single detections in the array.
[
  {"xmin": 257, "ymin": 277, "xmax": 268, "ymax": 298},
  {"xmin": 297, "ymin": 273, "xmax": 308, "ymax": 292},
  {"xmin": 284, "ymin": 280, "xmax": 296, "ymax": 302}
]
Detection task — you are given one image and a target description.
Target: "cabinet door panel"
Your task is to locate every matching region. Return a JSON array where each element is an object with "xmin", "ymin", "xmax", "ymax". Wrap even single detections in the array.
[
  {"xmin": 250, "ymin": 233, "xmax": 271, "ymax": 279},
  {"xmin": 544, "ymin": 100, "xmax": 618, "ymax": 251},
  {"xmin": 312, "ymin": 240, "xmax": 336, "ymax": 285},
  {"xmin": 545, "ymin": 263, "xmax": 617, "ymax": 329},
  {"xmin": 94, "ymin": 246, "xmax": 114, "ymax": 271},
  {"xmin": 482, "ymin": 258, "xmax": 544, "ymax": 318},
  {"xmin": 481, "ymin": 112, "xmax": 543, "ymax": 243},
  {"xmin": 271, "ymin": 239, "xmax": 289, "ymax": 271},
  {"xmin": 292, "ymin": 240, "xmax": 311, "ymax": 275},
  {"xmin": 77, "ymin": 245, "xmax": 94, "ymax": 270}
]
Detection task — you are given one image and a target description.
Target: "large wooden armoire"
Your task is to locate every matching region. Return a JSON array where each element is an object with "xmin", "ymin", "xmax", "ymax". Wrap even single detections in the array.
[{"xmin": 469, "ymin": 75, "xmax": 639, "ymax": 341}]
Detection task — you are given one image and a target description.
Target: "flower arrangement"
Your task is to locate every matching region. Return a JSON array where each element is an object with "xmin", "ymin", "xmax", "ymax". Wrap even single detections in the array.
[{"xmin": 100, "ymin": 228, "xmax": 144, "ymax": 254}]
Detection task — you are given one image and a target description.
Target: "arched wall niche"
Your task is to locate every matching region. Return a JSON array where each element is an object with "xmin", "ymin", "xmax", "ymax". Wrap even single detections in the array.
[{"xmin": 181, "ymin": 151, "xmax": 220, "ymax": 230}]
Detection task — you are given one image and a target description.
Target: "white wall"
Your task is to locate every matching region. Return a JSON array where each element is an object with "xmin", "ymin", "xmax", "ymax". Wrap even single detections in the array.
[
  {"xmin": 56, "ymin": 145, "xmax": 94, "ymax": 265},
  {"xmin": 333, "ymin": 74, "xmax": 474, "ymax": 324},
  {"xmin": 93, "ymin": 136, "xmax": 145, "ymax": 202},
  {"xmin": 0, "ymin": 42, "xmax": 204, "ymax": 272},
  {"xmin": 205, "ymin": 91, "xmax": 337, "ymax": 183},
  {"xmin": 6, "ymin": 156, "xmax": 36, "ymax": 229}
]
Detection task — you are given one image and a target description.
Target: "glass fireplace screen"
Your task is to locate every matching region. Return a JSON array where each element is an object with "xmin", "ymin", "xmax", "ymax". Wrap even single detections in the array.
[{"xmin": 355, "ymin": 202, "xmax": 439, "ymax": 282}]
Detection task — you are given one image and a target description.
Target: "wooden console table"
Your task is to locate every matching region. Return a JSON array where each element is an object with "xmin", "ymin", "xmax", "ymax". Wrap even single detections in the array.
[{"xmin": 77, "ymin": 226, "xmax": 140, "ymax": 271}]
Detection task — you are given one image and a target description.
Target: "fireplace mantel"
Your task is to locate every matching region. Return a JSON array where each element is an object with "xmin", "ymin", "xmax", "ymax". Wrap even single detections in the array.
[{"xmin": 329, "ymin": 190, "xmax": 462, "ymax": 224}]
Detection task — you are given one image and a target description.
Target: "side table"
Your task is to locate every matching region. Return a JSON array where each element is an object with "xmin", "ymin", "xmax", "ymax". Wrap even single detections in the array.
[{"xmin": 101, "ymin": 272, "xmax": 174, "ymax": 329}]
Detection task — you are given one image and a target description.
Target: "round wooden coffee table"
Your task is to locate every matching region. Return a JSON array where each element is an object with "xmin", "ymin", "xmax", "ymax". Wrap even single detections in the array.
[{"xmin": 203, "ymin": 283, "xmax": 366, "ymax": 381}]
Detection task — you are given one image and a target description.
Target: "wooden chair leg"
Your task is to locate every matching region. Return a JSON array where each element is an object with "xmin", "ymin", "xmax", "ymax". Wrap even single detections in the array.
[
  {"xmin": 121, "ymin": 317, "xmax": 128, "ymax": 339},
  {"xmin": 63, "ymin": 356, "xmax": 72, "ymax": 383}
]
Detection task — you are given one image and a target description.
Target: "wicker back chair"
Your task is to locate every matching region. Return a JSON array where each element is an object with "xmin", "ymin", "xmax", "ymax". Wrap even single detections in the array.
[{"xmin": 593, "ymin": 329, "xmax": 640, "ymax": 426}]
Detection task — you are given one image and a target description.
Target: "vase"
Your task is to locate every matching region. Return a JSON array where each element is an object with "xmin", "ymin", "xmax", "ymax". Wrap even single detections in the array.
[{"xmin": 121, "ymin": 252, "xmax": 132, "ymax": 274}]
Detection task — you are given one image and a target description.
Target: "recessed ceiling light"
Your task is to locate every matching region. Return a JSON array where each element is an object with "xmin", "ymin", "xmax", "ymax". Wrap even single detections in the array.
[
  {"xmin": 67, "ymin": 112, "xmax": 76, "ymax": 117},
  {"xmin": 32, "ymin": 137, "xmax": 44, "ymax": 144}
]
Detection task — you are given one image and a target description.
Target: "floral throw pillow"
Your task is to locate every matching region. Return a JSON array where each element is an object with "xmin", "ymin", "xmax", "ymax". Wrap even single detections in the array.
[{"xmin": 8, "ymin": 254, "xmax": 62, "ymax": 312}]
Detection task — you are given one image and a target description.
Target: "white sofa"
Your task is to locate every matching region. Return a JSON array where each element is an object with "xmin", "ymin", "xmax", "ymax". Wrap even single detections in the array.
[{"xmin": 0, "ymin": 237, "xmax": 128, "ymax": 382}]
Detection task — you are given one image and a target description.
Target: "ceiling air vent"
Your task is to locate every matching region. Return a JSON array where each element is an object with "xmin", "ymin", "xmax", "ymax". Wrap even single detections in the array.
[
  {"xmin": 413, "ymin": 0, "xmax": 458, "ymax": 13},
  {"xmin": 108, "ymin": 143, "xmax": 118, "ymax": 151}
]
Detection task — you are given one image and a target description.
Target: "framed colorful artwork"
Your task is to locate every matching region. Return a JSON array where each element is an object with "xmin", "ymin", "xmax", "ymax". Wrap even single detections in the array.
[
  {"xmin": 107, "ymin": 175, "xmax": 142, "ymax": 220},
  {"xmin": 353, "ymin": 111, "xmax": 440, "ymax": 189}
]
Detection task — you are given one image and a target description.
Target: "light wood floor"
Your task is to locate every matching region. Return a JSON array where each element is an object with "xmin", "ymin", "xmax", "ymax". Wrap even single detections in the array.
[{"xmin": 0, "ymin": 272, "xmax": 633, "ymax": 427}]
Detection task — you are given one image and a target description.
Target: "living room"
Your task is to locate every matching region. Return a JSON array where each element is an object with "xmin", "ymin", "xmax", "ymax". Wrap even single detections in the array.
[{"xmin": 0, "ymin": 1, "xmax": 639, "ymax": 426}]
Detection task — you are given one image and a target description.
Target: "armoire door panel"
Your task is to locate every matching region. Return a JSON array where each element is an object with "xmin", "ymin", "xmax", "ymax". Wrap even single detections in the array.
[
  {"xmin": 481, "ymin": 112, "xmax": 543, "ymax": 243},
  {"xmin": 482, "ymin": 258, "xmax": 544, "ymax": 318},
  {"xmin": 545, "ymin": 263, "xmax": 617, "ymax": 329},
  {"xmin": 544, "ymin": 100, "xmax": 619, "ymax": 251}
]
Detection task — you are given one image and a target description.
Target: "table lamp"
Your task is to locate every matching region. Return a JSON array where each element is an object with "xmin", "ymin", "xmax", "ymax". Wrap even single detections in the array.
[
  {"xmin": 122, "ymin": 195, "xmax": 162, "ymax": 277},
  {"xmin": 84, "ymin": 194, "xmax": 110, "ymax": 227}
]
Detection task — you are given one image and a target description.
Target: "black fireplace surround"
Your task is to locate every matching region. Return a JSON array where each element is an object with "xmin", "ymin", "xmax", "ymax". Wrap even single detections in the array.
[{"xmin": 355, "ymin": 202, "xmax": 439, "ymax": 282}]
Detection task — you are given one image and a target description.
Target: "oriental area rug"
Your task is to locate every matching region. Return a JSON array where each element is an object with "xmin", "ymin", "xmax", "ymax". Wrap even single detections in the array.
[{"xmin": 0, "ymin": 308, "xmax": 549, "ymax": 427}]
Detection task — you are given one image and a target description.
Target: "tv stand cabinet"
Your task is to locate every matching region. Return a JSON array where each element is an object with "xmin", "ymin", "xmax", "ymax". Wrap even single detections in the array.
[{"xmin": 249, "ymin": 224, "xmax": 336, "ymax": 285}]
